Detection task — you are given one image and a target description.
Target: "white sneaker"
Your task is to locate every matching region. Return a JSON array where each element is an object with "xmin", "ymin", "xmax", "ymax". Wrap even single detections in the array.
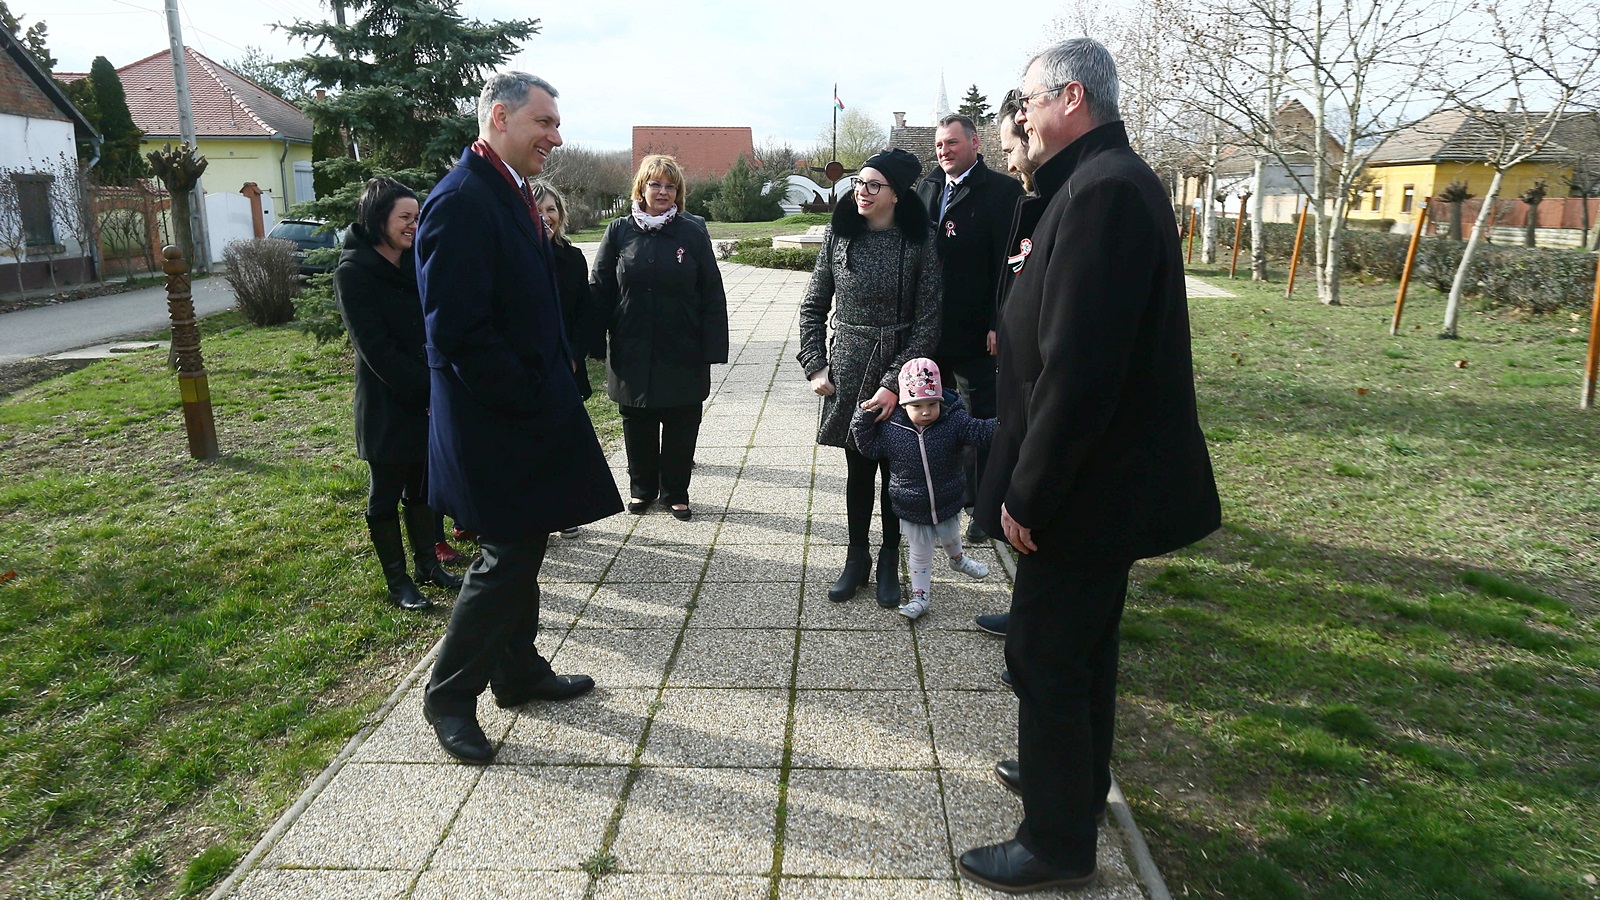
[
  {"xmin": 949, "ymin": 553, "xmax": 988, "ymax": 579},
  {"xmin": 897, "ymin": 596, "xmax": 930, "ymax": 619}
]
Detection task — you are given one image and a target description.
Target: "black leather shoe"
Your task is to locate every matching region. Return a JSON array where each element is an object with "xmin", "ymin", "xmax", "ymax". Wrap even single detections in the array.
[
  {"xmin": 995, "ymin": 758, "xmax": 1022, "ymax": 796},
  {"xmin": 494, "ymin": 673, "xmax": 595, "ymax": 707},
  {"xmin": 416, "ymin": 560, "xmax": 463, "ymax": 591},
  {"xmin": 975, "ymin": 612, "xmax": 1009, "ymax": 635},
  {"xmin": 422, "ymin": 703, "xmax": 494, "ymax": 764},
  {"xmin": 965, "ymin": 519, "xmax": 990, "ymax": 543},
  {"xmin": 627, "ymin": 497, "xmax": 653, "ymax": 514},
  {"xmin": 669, "ymin": 504, "xmax": 692, "ymax": 521},
  {"xmin": 958, "ymin": 840, "xmax": 1096, "ymax": 893},
  {"xmin": 1000, "ymin": 669, "xmax": 1013, "ymax": 687}
]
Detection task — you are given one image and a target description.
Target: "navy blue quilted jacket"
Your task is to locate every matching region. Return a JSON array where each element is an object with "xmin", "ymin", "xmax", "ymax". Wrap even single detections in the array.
[{"xmin": 851, "ymin": 391, "xmax": 996, "ymax": 525}]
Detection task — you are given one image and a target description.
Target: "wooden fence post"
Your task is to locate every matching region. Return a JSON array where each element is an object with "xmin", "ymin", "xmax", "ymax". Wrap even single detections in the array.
[{"xmin": 1391, "ymin": 201, "xmax": 1430, "ymax": 335}]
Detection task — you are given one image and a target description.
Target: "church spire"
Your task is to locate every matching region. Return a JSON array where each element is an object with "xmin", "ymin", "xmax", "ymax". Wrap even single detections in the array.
[{"xmin": 934, "ymin": 71, "xmax": 951, "ymax": 124}]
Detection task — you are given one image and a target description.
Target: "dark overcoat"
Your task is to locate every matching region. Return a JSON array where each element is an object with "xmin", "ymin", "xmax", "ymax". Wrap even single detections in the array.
[
  {"xmin": 590, "ymin": 214, "xmax": 729, "ymax": 408},
  {"xmin": 416, "ymin": 149, "xmax": 623, "ymax": 539},
  {"xmin": 913, "ymin": 156, "xmax": 1025, "ymax": 361},
  {"xmin": 333, "ymin": 227, "xmax": 429, "ymax": 463},
  {"xmin": 551, "ymin": 240, "xmax": 596, "ymax": 399},
  {"xmin": 975, "ymin": 122, "xmax": 1220, "ymax": 564}
]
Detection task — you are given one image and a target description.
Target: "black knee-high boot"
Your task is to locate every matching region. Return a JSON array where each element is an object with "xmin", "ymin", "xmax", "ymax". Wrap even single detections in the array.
[
  {"xmin": 875, "ymin": 540, "xmax": 902, "ymax": 608},
  {"xmin": 365, "ymin": 511, "xmax": 432, "ymax": 610},
  {"xmin": 404, "ymin": 502, "xmax": 463, "ymax": 591}
]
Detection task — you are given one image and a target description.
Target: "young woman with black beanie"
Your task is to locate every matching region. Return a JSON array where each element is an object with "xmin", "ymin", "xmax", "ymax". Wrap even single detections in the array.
[{"xmin": 797, "ymin": 148, "xmax": 942, "ymax": 609}]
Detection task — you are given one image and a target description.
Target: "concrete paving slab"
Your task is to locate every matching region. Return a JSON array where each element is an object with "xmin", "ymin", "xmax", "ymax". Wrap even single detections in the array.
[
  {"xmin": 550, "ymin": 626, "xmax": 679, "ymax": 688},
  {"xmin": 431, "ymin": 766, "xmax": 626, "ymax": 870},
  {"xmin": 351, "ymin": 689, "xmax": 516, "ymax": 764},
  {"xmin": 779, "ymin": 877, "xmax": 962, "ymax": 900},
  {"xmin": 611, "ymin": 767, "xmax": 780, "ymax": 873},
  {"xmin": 263, "ymin": 762, "xmax": 479, "ymax": 869},
  {"xmin": 705, "ymin": 544, "xmax": 808, "ymax": 582},
  {"xmin": 689, "ymin": 582, "xmax": 803, "ymax": 629},
  {"xmin": 577, "ymin": 582, "xmax": 696, "ymax": 629},
  {"xmin": 796, "ymin": 592, "xmax": 899, "ymax": 630},
  {"xmin": 641, "ymin": 688, "xmax": 790, "ymax": 767},
  {"xmin": 496, "ymin": 687, "xmax": 654, "ymax": 765},
  {"xmin": 592, "ymin": 874, "xmax": 771, "ymax": 900},
  {"xmin": 782, "ymin": 768, "xmax": 952, "ymax": 878},
  {"xmin": 627, "ymin": 513, "xmax": 723, "ymax": 543},
  {"xmin": 669, "ymin": 629, "xmax": 797, "ymax": 688},
  {"xmin": 924, "ymin": 691, "xmax": 1018, "ymax": 770},
  {"xmin": 411, "ymin": 870, "xmax": 589, "ymax": 899},
  {"xmin": 796, "ymin": 629, "xmax": 920, "ymax": 688},
  {"xmin": 604, "ymin": 543, "xmax": 711, "ymax": 583},
  {"xmin": 229, "ymin": 869, "xmax": 414, "ymax": 899},
  {"xmin": 915, "ymin": 633, "xmax": 1008, "ymax": 692},
  {"xmin": 790, "ymin": 690, "xmax": 935, "ymax": 769}
]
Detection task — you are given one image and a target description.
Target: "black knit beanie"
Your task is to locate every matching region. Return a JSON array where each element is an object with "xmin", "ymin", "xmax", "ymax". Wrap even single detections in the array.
[{"xmin": 860, "ymin": 148, "xmax": 922, "ymax": 199}]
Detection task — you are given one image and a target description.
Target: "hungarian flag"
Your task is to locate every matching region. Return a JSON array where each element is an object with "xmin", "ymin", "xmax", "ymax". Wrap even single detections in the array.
[{"xmin": 834, "ymin": 85, "xmax": 844, "ymax": 110}]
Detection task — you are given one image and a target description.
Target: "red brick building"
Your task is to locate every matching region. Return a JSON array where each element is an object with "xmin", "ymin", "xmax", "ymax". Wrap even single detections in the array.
[{"xmin": 631, "ymin": 126, "xmax": 754, "ymax": 182}]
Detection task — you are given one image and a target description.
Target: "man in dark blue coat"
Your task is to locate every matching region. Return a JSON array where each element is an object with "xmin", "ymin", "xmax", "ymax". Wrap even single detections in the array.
[
  {"xmin": 960, "ymin": 40, "xmax": 1221, "ymax": 891},
  {"xmin": 416, "ymin": 71, "xmax": 623, "ymax": 765}
]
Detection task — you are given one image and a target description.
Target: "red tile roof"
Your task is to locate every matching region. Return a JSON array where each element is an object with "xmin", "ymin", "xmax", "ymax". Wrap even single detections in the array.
[
  {"xmin": 631, "ymin": 127, "xmax": 754, "ymax": 182},
  {"xmin": 68, "ymin": 48, "xmax": 312, "ymax": 143}
]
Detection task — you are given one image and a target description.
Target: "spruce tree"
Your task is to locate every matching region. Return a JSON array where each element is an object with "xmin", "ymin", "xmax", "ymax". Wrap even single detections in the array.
[
  {"xmin": 278, "ymin": 0, "xmax": 539, "ymax": 224},
  {"xmin": 1, "ymin": 1, "xmax": 55, "ymax": 72},
  {"xmin": 87, "ymin": 56, "xmax": 149, "ymax": 184},
  {"xmin": 711, "ymin": 156, "xmax": 783, "ymax": 223},
  {"xmin": 958, "ymin": 85, "xmax": 993, "ymax": 125}
]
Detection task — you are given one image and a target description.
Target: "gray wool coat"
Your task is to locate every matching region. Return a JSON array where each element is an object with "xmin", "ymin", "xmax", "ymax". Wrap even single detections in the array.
[{"xmin": 797, "ymin": 225, "xmax": 941, "ymax": 448}]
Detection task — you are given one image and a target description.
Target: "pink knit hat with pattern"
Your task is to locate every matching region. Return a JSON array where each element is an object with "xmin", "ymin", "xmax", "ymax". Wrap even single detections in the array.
[{"xmin": 898, "ymin": 357, "xmax": 942, "ymax": 405}]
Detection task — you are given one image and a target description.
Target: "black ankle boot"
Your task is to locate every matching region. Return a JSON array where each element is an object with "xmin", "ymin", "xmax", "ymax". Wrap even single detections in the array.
[
  {"xmin": 366, "ymin": 512, "xmax": 433, "ymax": 611},
  {"xmin": 403, "ymin": 502, "xmax": 464, "ymax": 591},
  {"xmin": 828, "ymin": 545, "xmax": 871, "ymax": 602},
  {"xmin": 875, "ymin": 542, "xmax": 902, "ymax": 608}
]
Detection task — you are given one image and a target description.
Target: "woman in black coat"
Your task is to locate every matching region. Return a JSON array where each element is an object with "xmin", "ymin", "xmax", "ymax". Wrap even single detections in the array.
[
  {"xmin": 334, "ymin": 176, "xmax": 463, "ymax": 611},
  {"xmin": 591, "ymin": 154, "xmax": 729, "ymax": 521},
  {"xmin": 532, "ymin": 181, "xmax": 595, "ymax": 401},
  {"xmin": 796, "ymin": 148, "xmax": 941, "ymax": 608}
]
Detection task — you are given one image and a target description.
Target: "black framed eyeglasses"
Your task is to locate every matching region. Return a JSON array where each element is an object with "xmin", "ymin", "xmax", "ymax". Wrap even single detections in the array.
[{"xmin": 855, "ymin": 179, "xmax": 888, "ymax": 196}]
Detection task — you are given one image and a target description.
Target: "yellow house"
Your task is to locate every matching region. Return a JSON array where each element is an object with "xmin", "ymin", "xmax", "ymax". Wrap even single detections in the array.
[
  {"xmin": 1350, "ymin": 108, "xmax": 1595, "ymax": 234},
  {"xmin": 67, "ymin": 48, "xmax": 315, "ymax": 224}
]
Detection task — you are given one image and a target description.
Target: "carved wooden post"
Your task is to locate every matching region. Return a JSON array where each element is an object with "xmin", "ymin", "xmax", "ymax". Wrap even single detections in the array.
[{"xmin": 163, "ymin": 244, "xmax": 219, "ymax": 459}]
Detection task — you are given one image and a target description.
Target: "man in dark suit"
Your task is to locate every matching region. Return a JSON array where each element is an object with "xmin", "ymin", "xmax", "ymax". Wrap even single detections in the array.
[
  {"xmin": 914, "ymin": 115, "xmax": 1024, "ymax": 547},
  {"xmin": 416, "ymin": 71, "xmax": 623, "ymax": 765},
  {"xmin": 961, "ymin": 39, "xmax": 1221, "ymax": 892}
]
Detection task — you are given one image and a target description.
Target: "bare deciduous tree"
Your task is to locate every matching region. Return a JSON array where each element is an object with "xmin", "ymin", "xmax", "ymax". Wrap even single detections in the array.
[
  {"xmin": 48, "ymin": 153, "xmax": 98, "ymax": 286},
  {"xmin": 1437, "ymin": 0, "xmax": 1600, "ymax": 337},
  {"xmin": 0, "ymin": 169, "xmax": 27, "ymax": 295},
  {"xmin": 539, "ymin": 144, "xmax": 633, "ymax": 230}
]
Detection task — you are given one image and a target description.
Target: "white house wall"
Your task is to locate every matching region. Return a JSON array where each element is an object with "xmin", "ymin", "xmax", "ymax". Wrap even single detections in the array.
[{"xmin": 0, "ymin": 112, "xmax": 89, "ymax": 264}]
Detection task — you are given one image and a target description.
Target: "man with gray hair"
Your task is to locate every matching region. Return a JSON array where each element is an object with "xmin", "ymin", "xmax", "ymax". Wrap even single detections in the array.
[
  {"xmin": 415, "ymin": 72, "xmax": 622, "ymax": 764},
  {"xmin": 966, "ymin": 38, "xmax": 1220, "ymax": 891}
]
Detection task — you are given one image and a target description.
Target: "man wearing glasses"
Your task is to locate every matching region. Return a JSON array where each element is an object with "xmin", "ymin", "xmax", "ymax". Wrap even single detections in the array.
[{"xmin": 964, "ymin": 39, "xmax": 1221, "ymax": 891}]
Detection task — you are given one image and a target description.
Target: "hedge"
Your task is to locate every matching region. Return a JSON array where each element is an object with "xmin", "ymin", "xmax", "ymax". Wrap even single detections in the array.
[{"xmin": 1210, "ymin": 219, "xmax": 1597, "ymax": 313}]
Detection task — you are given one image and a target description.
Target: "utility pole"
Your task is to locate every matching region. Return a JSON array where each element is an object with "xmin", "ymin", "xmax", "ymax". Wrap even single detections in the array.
[{"xmin": 164, "ymin": 0, "xmax": 209, "ymax": 272}]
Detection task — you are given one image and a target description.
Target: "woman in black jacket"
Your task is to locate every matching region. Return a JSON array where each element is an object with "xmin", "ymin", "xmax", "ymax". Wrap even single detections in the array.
[
  {"xmin": 591, "ymin": 155, "xmax": 729, "ymax": 521},
  {"xmin": 334, "ymin": 176, "xmax": 463, "ymax": 611},
  {"xmin": 796, "ymin": 148, "xmax": 941, "ymax": 608},
  {"xmin": 532, "ymin": 181, "xmax": 595, "ymax": 401}
]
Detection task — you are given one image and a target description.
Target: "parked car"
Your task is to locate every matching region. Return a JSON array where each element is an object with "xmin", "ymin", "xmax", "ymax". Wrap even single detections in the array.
[{"xmin": 266, "ymin": 219, "xmax": 343, "ymax": 276}]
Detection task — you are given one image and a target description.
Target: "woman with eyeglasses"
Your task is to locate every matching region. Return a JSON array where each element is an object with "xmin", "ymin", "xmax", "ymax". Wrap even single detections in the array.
[
  {"xmin": 797, "ymin": 148, "xmax": 941, "ymax": 609},
  {"xmin": 591, "ymin": 154, "xmax": 729, "ymax": 521}
]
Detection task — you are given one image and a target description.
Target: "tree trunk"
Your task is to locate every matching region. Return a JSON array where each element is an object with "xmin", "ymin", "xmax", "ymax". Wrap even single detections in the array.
[
  {"xmin": 1524, "ymin": 200, "xmax": 1540, "ymax": 247},
  {"xmin": 1201, "ymin": 175, "xmax": 1218, "ymax": 264},
  {"xmin": 1450, "ymin": 202, "xmax": 1464, "ymax": 241},
  {"xmin": 1250, "ymin": 156, "xmax": 1269, "ymax": 281},
  {"xmin": 1443, "ymin": 168, "xmax": 1506, "ymax": 337},
  {"xmin": 169, "ymin": 189, "xmax": 195, "ymax": 272}
]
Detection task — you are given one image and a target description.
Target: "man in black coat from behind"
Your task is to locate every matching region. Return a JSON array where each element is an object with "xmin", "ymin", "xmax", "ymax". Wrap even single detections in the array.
[
  {"xmin": 914, "ymin": 115, "xmax": 1024, "ymax": 544},
  {"xmin": 960, "ymin": 39, "xmax": 1221, "ymax": 892}
]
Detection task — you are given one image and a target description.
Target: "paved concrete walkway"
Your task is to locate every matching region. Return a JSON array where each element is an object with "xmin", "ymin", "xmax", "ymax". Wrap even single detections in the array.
[{"xmin": 210, "ymin": 260, "xmax": 1162, "ymax": 900}]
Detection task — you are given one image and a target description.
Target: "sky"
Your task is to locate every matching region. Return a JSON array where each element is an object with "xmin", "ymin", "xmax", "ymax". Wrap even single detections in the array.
[{"xmin": 28, "ymin": 0, "xmax": 1105, "ymax": 153}]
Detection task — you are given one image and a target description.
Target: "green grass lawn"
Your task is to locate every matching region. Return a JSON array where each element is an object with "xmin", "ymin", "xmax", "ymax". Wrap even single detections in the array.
[
  {"xmin": 1120, "ymin": 265, "xmax": 1600, "ymax": 898},
  {"xmin": 0, "ymin": 317, "xmax": 616, "ymax": 898},
  {"xmin": 1, "ymin": 265, "xmax": 1597, "ymax": 898}
]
